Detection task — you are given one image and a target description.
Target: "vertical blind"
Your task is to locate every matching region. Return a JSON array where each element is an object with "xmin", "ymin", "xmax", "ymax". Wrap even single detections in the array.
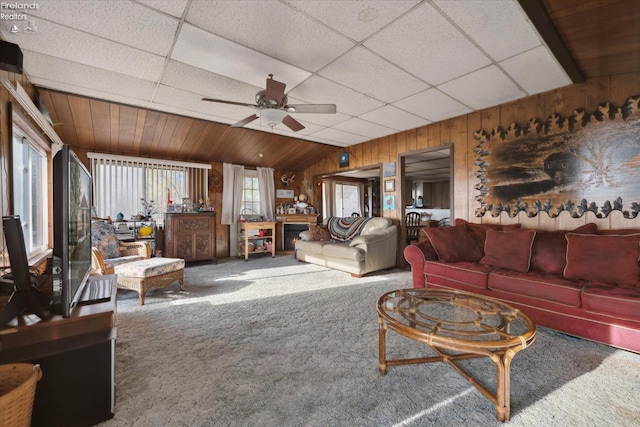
[{"xmin": 88, "ymin": 153, "xmax": 211, "ymax": 225}]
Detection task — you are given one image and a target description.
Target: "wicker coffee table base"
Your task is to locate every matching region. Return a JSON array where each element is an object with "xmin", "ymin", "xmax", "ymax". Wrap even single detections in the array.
[{"xmin": 117, "ymin": 269, "xmax": 184, "ymax": 305}]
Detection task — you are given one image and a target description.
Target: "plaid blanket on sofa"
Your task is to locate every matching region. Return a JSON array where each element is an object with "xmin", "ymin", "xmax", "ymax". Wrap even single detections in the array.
[{"xmin": 326, "ymin": 217, "xmax": 372, "ymax": 242}]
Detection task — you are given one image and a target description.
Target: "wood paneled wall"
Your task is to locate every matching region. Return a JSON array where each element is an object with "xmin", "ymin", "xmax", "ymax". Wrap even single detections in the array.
[{"xmin": 302, "ymin": 72, "xmax": 640, "ymax": 232}]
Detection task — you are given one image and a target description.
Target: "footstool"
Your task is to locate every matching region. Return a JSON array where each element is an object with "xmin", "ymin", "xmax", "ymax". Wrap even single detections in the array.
[{"xmin": 114, "ymin": 257, "xmax": 185, "ymax": 305}]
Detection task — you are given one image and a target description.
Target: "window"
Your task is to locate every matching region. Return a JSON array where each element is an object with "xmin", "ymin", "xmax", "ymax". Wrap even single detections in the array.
[
  {"xmin": 12, "ymin": 127, "xmax": 49, "ymax": 258},
  {"xmin": 88, "ymin": 153, "xmax": 210, "ymax": 225},
  {"xmin": 241, "ymin": 170, "xmax": 260, "ymax": 216},
  {"xmin": 322, "ymin": 180, "xmax": 362, "ymax": 218}
]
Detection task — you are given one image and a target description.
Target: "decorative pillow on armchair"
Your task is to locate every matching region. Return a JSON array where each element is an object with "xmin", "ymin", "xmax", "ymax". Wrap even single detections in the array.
[
  {"xmin": 564, "ymin": 233, "xmax": 640, "ymax": 286},
  {"xmin": 424, "ymin": 224, "xmax": 482, "ymax": 262},
  {"xmin": 91, "ymin": 221, "xmax": 121, "ymax": 259},
  {"xmin": 308, "ymin": 224, "xmax": 331, "ymax": 241},
  {"xmin": 480, "ymin": 229, "xmax": 536, "ymax": 273}
]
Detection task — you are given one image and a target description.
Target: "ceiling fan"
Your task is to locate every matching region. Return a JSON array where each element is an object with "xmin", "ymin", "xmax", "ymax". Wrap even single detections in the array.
[{"xmin": 202, "ymin": 74, "xmax": 336, "ymax": 132}]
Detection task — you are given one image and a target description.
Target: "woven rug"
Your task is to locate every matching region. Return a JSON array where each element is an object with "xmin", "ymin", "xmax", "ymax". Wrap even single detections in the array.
[
  {"xmin": 101, "ymin": 255, "xmax": 640, "ymax": 427},
  {"xmin": 327, "ymin": 216, "xmax": 371, "ymax": 242}
]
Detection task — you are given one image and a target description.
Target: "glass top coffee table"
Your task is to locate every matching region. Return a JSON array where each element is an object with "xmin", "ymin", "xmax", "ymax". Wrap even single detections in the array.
[{"xmin": 377, "ymin": 288, "xmax": 536, "ymax": 422}]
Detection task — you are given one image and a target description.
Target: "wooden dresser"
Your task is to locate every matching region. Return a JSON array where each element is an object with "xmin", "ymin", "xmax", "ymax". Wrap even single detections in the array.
[{"xmin": 164, "ymin": 212, "xmax": 217, "ymax": 262}]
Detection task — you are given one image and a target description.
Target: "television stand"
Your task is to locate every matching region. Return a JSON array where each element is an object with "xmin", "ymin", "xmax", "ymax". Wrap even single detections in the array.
[{"xmin": 0, "ymin": 275, "xmax": 117, "ymax": 427}]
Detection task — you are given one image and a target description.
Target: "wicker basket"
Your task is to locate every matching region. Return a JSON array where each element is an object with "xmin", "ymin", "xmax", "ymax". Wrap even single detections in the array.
[{"xmin": 0, "ymin": 363, "xmax": 42, "ymax": 427}]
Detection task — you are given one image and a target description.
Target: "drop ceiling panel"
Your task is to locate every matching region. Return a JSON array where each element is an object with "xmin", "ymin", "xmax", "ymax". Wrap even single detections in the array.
[
  {"xmin": 30, "ymin": 78, "xmax": 151, "ymax": 110},
  {"xmin": 24, "ymin": 51, "xmax": 157, "ymax": 102},
  {"xmin": 186, "ymin": 0, "xmax": 355, "ymax": 73},
  {"xmin": 153, "ymin": 86, "xmax": 252, "ymax": 123},
  {"xmin": 359, "ymin": 105, "xmax": 431, "ymax": 131},
  {"xmin": 3, "ymin": 20, "xmax": 165, "ymax": 82},
  {"xmin": 283, "ymin": 0, "xmax": 422, "ymax": 42},
  {"xmin": 434, "ymin": 0, "xmax": 542, "ymax": 62},
  {"xmin": 160, "ymin": 60, "xmax": 263, "ymax": 103},
  {"xmin": 171, "ymin": 23, "xmax": 311, "ymax": 89},
  {"xmin": 393, "ymin": 89, "xmax": 472, "ymax": 122},
  {"xmin": 30, "ymin": 0, "xmax": 179, "ymax": 56},
  {"xmin": 500, "ymin": 46, "xmax": 571, "ymax": 94},
  {"xmin": 438, "ymin": 66, "xmax": 526, "ymax": 110},
  {"xmin": 310, "ymin": 128, "xmax": 369, "ymax": 145},
  {"xmin": 333, "ymin": 117, "xmax": 396, "ymax": 139},
  {"xmin": 138, "ymin": 0, "xmax": 189, "ymax": 18},
  {"xmin": 287, "ymin": 75, "xmax": 384, "ymax": 116},
  {"xmin": 364, "ymin": 2, "xmax": 491, "ymax": 85},
  {"xmin": 318, "ymin": 46, "xmax": 430, "ymax": 103}
]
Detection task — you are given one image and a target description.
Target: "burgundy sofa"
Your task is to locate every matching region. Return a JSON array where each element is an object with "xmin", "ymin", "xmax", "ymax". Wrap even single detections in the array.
[{"xmin": 404, "ymin": 219, "xmax": 640, "ymax": 353}]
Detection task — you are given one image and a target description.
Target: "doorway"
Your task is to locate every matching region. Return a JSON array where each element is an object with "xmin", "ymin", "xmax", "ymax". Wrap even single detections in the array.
[
  {"xmin": 319, "ymin": 165, "xmax": 381, "ymax": 219},
  {"xmin": 399, "ymin": 146, "xmax": 453, "ymax": 240}
]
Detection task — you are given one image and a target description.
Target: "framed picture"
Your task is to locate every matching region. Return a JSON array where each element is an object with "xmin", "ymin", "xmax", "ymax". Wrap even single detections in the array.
[
  {"xmin": 287, "ymin": 208, "xmax": 297, "ymax": 214},
  {"xmin": 339, "ymin": 152, "xmax": 349, "ymax": 168},
  {"xmin": 384, "ymin": 179, "xmax": 395, "ymax": 192},
  {"xmin": 276, "ymin": 189, "xmax": 295, "ymax": 198},
  {"xmin": 383, "ymin": 162, "xmax": 395, "ymax": 177}
]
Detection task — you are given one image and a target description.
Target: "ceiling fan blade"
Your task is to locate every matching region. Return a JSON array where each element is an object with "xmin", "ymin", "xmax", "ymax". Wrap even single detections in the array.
[
  {"xmin": 286, "ymin": 104, "xmax": 336, "ymax": 114},
  {"xmin": 202, "ymin": 98, "xmax": 258, "ymax": 108},
  {"xmin": 265, "ymin": 77, "xmax": 286, "ymax": 103},
  {"xmin": 282, "ymin": 115, "xmax": 305, "ymax": 132},
  {"xmin": 231, "ymin": 114, "xmax": 259, "ymax": 127}
]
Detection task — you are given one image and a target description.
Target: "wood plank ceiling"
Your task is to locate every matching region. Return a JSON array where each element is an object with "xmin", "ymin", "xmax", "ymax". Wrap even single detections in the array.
[{"xmin": 36, "ymin": 0, "xmax": 640, "ymax": 171}]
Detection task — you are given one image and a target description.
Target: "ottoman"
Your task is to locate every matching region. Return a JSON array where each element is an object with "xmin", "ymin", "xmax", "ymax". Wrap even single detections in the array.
[{"xmin": 114, "ymin": 257, "xmax": 185, "ymax": 305}]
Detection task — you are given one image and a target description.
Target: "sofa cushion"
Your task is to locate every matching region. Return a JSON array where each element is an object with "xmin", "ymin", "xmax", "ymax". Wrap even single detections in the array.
[
  {"xmin": 423, "ymin": 224, "xmax": 482, "ymax": 262},
  {"xmin": 488, "ymin": 269, "xmax": 584, "ymax": 307},
  {"xmin": 321, "ymin": 243, "xmax": 365, "ymax": 262},
  {"xmin": 308, "ymin": 224, "xmax": 331, "ymax": 241},
  {"xmin": 581, "ymin": 281, "xmax": 640, "ymax": 322},
  {"xmin": 425, "ymin": 261, "xmax": 494, "ymax": 289},
  {"xmin": 454, "ymin": 219, "xmax": 522, "ymax": 255},
  {"xmin": 480, "ymin": 230, "xmax": 536, "ymax": 273},
  {"xmin": 530, "ymin": 223, "xmax": 598, "ymax": 274},
  {"xmin": 295, "ymin": 239, "xmax": 328, "ymax": 255},
  {"xmin": 564, "ymin": 233, "xmax": 640, "ymax": 286}
]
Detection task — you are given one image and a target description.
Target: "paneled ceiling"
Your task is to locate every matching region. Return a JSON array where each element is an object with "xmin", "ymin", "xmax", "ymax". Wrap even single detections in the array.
[{"xmin": 2, "ymin": 0, "xmax": 639, "ymax": 172}]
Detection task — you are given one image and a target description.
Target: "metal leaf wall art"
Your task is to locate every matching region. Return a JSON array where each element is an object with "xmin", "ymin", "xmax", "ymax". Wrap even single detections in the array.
[{"xmin": 474, "ymin": 95, "xmax": 640, "ymax": 218}]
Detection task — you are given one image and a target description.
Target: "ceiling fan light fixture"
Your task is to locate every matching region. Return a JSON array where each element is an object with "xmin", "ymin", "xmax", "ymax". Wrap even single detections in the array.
[{"xmin": 258, "ymin": 109, "xmax": 287, "ymax": 127}]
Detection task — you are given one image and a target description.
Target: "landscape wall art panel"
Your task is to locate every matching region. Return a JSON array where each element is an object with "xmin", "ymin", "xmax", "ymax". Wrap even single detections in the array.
[{"xmin": 474, "ymin": 95, "xmax": 640, "ymax": 219}]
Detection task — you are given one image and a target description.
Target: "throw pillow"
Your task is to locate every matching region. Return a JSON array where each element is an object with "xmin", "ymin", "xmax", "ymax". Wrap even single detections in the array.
[
  {"xmin": 530, "ymin": 223, "xmax": 598, "ymax": 274},
  {"xmin": 308, "ymin": 224, "xmax": 331, "ymax": 241},
  {"xmin": 454, "ymin": 218, "xmax": 522, "ymax": 255},
  {"xmin": 564, "ymin": 233, "xmax": 640, "ymax": 286},
  {"xmin": 424, "ymin": 224, "xmax": 482, "ymax": 262},
  {"xmin": 480, "ymin": 229, "xmax": 536, "ymax": 273}
]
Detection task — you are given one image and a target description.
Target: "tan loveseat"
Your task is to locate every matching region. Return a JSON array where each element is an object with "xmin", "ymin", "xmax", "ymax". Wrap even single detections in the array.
[{"xmin": 295, "ymin": 217, "xmax": 397, "ymax": 277}]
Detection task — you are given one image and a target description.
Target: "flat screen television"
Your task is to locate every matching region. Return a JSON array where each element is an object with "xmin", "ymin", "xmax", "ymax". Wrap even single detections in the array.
[{"xmin": 53, "ymin": 145, "xmax": 93, "ymax": 317}]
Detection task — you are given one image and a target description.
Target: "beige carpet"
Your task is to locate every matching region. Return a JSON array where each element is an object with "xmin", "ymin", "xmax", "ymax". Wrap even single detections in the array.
[{"xmin": 99, "ymin": 255, "xmax": 640, "ymax": 427}]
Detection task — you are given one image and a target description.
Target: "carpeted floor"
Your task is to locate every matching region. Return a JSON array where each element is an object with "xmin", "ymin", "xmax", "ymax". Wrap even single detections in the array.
[{"xmin": 100, "ymin": 255, "xmax": 640, "ymax": 427}]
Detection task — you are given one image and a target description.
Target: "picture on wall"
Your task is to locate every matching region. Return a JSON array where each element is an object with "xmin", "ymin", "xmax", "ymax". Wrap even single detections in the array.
[
  {"xmin": 383, "ymin": 195, "xmax": 395, "ymax": 210},
  {"xmin": 384, "ymin": 179, "xmax": 395, "ymax": 192},
  {"xmin": 474, "ymin": 95, "xmax": 640, "ymax": 219},
  {"xmin": 339, "ymin": 152, "xmax": 349, "ymax": 168}
]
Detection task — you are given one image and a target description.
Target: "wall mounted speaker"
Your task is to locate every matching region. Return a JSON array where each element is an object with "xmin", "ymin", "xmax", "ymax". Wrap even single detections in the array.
[{"xmin": 0, "ymin": 40, "xmax": 23, "ymax": 74}]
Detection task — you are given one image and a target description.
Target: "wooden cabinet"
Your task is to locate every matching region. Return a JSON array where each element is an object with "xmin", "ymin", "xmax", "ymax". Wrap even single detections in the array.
[
  {"xmin": 238, "ymin": 221, "xmax": 276, "ymax": 261},
  {"xmin": 164, "ymin": 212, "xmax": 216, "ymax": 262}
]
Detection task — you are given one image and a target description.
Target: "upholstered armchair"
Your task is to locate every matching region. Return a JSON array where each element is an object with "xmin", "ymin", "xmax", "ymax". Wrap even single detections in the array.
[{"xmin": 90, "ymin": 221, "xmax": 151, "ymax": 275}]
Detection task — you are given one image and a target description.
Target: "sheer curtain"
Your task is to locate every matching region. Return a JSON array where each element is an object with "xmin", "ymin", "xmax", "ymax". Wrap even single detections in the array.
[
  {"xmin": 221, "ymin": 163, "xmax": 245, "ymax": 225},
  {"xmin": 257, "ymin": 167, "xmax": 275, "ymax": 221}
]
